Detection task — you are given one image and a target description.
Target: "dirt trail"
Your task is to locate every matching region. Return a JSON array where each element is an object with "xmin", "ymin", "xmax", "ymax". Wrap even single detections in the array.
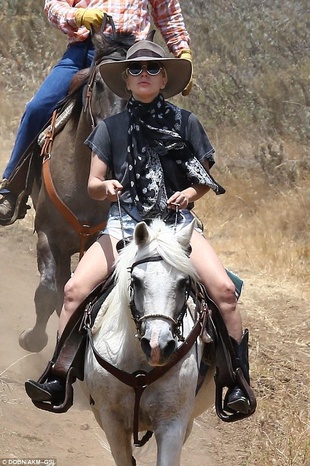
[
  {"xmin": 0, "ymin": 221, "xmax": 237, "ymax": 466},
  {"xmin": 0, "ymin": 217, "xmax": 309, "ymax": 465}
]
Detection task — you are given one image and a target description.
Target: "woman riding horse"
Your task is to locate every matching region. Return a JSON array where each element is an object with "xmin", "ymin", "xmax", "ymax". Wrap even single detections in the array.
[
  {"xmin": 0, "ymin": 0, "xmax": 192, "ymax": 224},
  {"xmin": 25, "ymin": 40, "xmax": 255, "ymax": 415}
]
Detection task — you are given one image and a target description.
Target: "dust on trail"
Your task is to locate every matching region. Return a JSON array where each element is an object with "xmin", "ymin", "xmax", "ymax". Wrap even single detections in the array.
[
  {"xmin": 0, "ymin": 223, "xmax": 114, "ymax": 466},
  {"xmin": 0, "ymin": 148, "xmax": 309, "ymax": 465},
  {"xmin": 0, "ymin": 221, "xmax": 241, "ymax": 466},
  {"xmin": 1, "ymin": 218, "xmax": 309, "ymax": 466}
]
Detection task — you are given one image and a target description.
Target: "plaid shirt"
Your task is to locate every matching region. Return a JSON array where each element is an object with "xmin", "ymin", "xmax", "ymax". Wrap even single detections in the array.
[{"xmin": 44, "ymin": 0, "xmax": 190, "ymax": 55}]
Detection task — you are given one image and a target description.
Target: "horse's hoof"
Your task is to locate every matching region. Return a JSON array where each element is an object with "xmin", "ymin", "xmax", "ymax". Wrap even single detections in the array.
[{"xmin": 19, "ymin": 328, "xmax": 48, "ymax": 353}]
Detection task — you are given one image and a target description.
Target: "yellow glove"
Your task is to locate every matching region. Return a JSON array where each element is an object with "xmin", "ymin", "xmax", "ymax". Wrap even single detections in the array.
[
  {"xmin": 75, "ymin": 8, "xmax": 106, "ymax": 32},
  {"xmin": 178, "ymin": 49, "xmax": 193, "ymax": 96}
]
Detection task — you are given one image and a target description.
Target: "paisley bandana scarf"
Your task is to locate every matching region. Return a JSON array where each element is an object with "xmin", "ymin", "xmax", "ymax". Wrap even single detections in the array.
[{"xmin": 126, "ymin": 94, "xmax": 225, "ymax": 217}]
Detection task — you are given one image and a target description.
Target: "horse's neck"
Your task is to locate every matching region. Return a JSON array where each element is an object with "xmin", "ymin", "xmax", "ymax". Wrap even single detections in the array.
[{"xmin": 51, "ymin": 114, "xmax": 91, "ymax": 183}]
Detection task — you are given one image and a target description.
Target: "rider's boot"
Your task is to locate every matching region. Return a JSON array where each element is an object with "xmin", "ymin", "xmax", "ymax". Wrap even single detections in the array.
[
  {"xmin": 25, "ymin": 334, "xmax": 67, "ymax": 406},
  {"xmin": 0, "ymin": 191, "xmax": 17, "ymax": 221},
  {"xmin": 0, "ymin": 180, "xmax": 30, "ymax": 223},
  {"xmin": 224, "ymin": 329, "xmax": 253, "ymax": 414},
  {"xmin": 25, "ymin": 378, "xmax": 66, "ymax": 404},
  {"xmin": 24, "ymin": 286, "xmax": 105, "ymax": 411}
]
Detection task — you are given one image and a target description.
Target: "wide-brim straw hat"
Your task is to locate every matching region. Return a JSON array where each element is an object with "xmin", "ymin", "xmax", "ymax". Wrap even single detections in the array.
[{"xmin": 99, "ymin": 40, "xmax": 192, "ymax": 99}]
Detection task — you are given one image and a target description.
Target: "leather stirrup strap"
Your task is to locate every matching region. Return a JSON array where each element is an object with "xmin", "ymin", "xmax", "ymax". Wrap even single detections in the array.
[{"xmin": 41, "ymin": 110, "xmax": 106, "ymax": 259}]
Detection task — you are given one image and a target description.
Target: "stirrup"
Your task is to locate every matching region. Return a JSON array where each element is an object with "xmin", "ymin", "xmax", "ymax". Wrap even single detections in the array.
[
  {"xmin": 0, "ymin": 190, "xmax": 30, "ymax": 226},
  {"xmin": 215, "ymin": 368, "xmax": 256, "ymax": 422},
  {"xmin": 30, "ymin": 365, "xmax": 75, "ymax": 414}
]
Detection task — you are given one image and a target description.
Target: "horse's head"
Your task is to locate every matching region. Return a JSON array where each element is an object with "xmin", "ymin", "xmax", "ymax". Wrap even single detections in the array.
[
  {"xmin": 84, "ymin": 32, "xmax": 136, "ymax": 126},
  {"xmin": 123, "ymin": 219, "xmax": 197, "ymax": 366}
]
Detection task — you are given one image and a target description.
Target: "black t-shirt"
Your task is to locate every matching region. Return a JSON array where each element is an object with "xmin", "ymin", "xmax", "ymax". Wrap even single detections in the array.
[{"xmin": 86, "ymin": 106, "xmax": 215, "ymax": 205}]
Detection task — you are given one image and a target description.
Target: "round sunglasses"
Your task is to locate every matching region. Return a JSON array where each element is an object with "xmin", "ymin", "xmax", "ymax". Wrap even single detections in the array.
[{"xmin": 126, "ymin": 62, "xmax": 163, "ymax": 77}]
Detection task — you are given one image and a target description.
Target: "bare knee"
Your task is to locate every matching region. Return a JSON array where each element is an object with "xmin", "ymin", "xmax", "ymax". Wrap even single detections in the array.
[
  {"xmin": 63, "ymin": 277, "xmax": 85, "ymax": 313},
  {"xmin": 212, "ymin": 279, "xmax": 237, "ymax": 315}
]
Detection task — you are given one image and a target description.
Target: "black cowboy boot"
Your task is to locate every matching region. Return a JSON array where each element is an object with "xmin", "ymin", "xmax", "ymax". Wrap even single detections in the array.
[
  {"xmin": 25, "ymin": 332, "xmax": 67, "ymax": 406},
  {"xmin": 224, "ymin": 330, "xmax": 252, "ymax": 414},
  {"xmin": 25, "ymin": 378, "xmax": 66, "ymax": 405},
  {"xmin": 24, "ymin": 307, "xmax": 88, "ymax": 412}
]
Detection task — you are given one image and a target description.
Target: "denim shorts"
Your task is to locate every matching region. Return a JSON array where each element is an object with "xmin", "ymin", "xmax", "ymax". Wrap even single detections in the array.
[{"xmin": 100, "ymin": 204, "xmax": 202, "ymax": 240}]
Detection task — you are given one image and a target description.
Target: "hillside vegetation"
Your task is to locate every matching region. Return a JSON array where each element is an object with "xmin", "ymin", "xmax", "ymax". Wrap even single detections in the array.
[
  {"xmin": 184, "ymin": 0, "xmax": 309, "ymax": 143},
  {"xmin": 1, "ymin": 0, "xmax": 309, "ymax": 144},
  {"xmin": 0, "ymin": 0, "xmax": 309, "ymax": 283}
]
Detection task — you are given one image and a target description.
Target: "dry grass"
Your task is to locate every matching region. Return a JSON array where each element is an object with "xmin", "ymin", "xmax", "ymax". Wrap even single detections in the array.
[
  {"xmin": 195, "ymin": 139, "xmax": 310, "ymax": 287},
  {"xmin": 201, "ymin": 181, "xmax": 309, "ymax": 282},
  {"xmin": 244, "ymin": 278, "xmax": 310, "ymax": 466},
  {"xmin": 193, "ymin": 138, "xmax": 310, "ymax": 466},
  {"xmin": 251, "ymin": 348, "xmax": 310, "ymax": 465}
]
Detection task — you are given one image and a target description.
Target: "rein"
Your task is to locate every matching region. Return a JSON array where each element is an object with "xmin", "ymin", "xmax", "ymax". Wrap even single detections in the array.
[{"xmin": 84, "ymin": 286, "xmax": 207, "ymax": 447}]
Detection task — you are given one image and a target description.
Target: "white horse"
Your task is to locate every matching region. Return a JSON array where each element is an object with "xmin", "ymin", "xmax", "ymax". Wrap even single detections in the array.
[{"xmin": 83, "ymin": 219, "xmax": 216, "ymax": 466}]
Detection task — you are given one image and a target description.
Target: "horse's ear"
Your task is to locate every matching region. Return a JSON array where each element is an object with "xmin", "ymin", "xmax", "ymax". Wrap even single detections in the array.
[
  {"xmin": 134, "ymin": 221, "xmax": 151, "ymax": 246},
  {"xmin": 146, "ymin": 29, "xmax": 156, "ymax": 42},
  {"xmin": 175, "ymin": 220, "xmax": 195, "ymax": 248}
]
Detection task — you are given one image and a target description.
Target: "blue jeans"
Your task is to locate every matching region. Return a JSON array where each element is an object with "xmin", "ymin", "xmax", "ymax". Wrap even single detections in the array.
[{"xmin": 1, "ymin": 41, "xmax": 95, "ymax": 193}]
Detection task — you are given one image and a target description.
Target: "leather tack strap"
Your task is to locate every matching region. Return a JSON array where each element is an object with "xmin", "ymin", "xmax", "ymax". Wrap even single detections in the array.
[
  {"xmin": 86, "ymin": 298, "xmax": 206, "ymax": 446},
  {"xmin": 40, "ymin": 110, "xmax": 106, "ymax": 259}
]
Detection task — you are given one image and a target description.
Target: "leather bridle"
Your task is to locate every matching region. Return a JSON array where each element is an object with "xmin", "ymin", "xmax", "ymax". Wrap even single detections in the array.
[{"xmin": 128, "ymin": 255, "xmax": 191, "ymax": 342}]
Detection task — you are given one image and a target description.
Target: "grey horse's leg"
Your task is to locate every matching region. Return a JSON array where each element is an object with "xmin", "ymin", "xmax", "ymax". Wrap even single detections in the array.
[
  {"xmin": 19, "ymin": 230, "xmax": 71, "ymax": 352},
  {"xmin": 100, "ymin": 413, "xmax": 134, "ymax": 466}
]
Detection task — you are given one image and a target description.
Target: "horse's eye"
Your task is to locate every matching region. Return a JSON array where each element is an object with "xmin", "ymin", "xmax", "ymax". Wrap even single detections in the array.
[
  {"xmin": 131, "ymin": 276, "xmax": 142, "ymax": 290},
  {"xmin": 95, "ymin": 75, "xmax": 105, "ymax": 89},
  {"xmin": 179, "ymin": 277, "xmax": 190, "ymax": 290}
]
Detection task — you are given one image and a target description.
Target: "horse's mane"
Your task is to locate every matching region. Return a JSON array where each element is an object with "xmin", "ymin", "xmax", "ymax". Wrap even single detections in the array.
[
  {"xmin": 66, "ymin": 32, "xmax": 135, "ymax": 121},
  {"xmin": 92, "ymin": 32, "xmax": 136, "ymax": 63},
  {"xmin": 114, "ymin": 219, "xmax": 198, "ymax": 306}
]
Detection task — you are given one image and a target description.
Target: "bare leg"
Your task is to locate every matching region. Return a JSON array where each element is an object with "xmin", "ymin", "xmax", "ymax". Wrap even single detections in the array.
[
  {"xmin": 190, "ymin": 230, "xmax": 242, "ymax": 341},
  {"xmin": 58, "ymin": 234, "xmax": 119, "ymax": 335},
  {"xmin": 190, "ymin": 230, "xmax": 255, "ymax": 414},
  {"xmin": 25, "ymin": 234, "xmax": 119, "ymax": 404}
]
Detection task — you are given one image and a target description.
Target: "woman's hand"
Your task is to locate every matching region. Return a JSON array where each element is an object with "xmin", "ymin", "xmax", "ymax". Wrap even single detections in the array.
[
  {"xmin": 167, "ymin": 191, "xmax": 189, "ymax": 210},
  {"xmin": 102, "ymin": 180, "xmax": 123, "ymax": 201},
  {"xmin": 167, "ymin": 184, "xmax": 211, "ymax": 210}
]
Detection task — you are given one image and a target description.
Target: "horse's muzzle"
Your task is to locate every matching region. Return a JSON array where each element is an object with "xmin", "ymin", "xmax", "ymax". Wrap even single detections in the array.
[{"xmin": 140, "ymin": 323, "xmax": 177, "ymax": 366}]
